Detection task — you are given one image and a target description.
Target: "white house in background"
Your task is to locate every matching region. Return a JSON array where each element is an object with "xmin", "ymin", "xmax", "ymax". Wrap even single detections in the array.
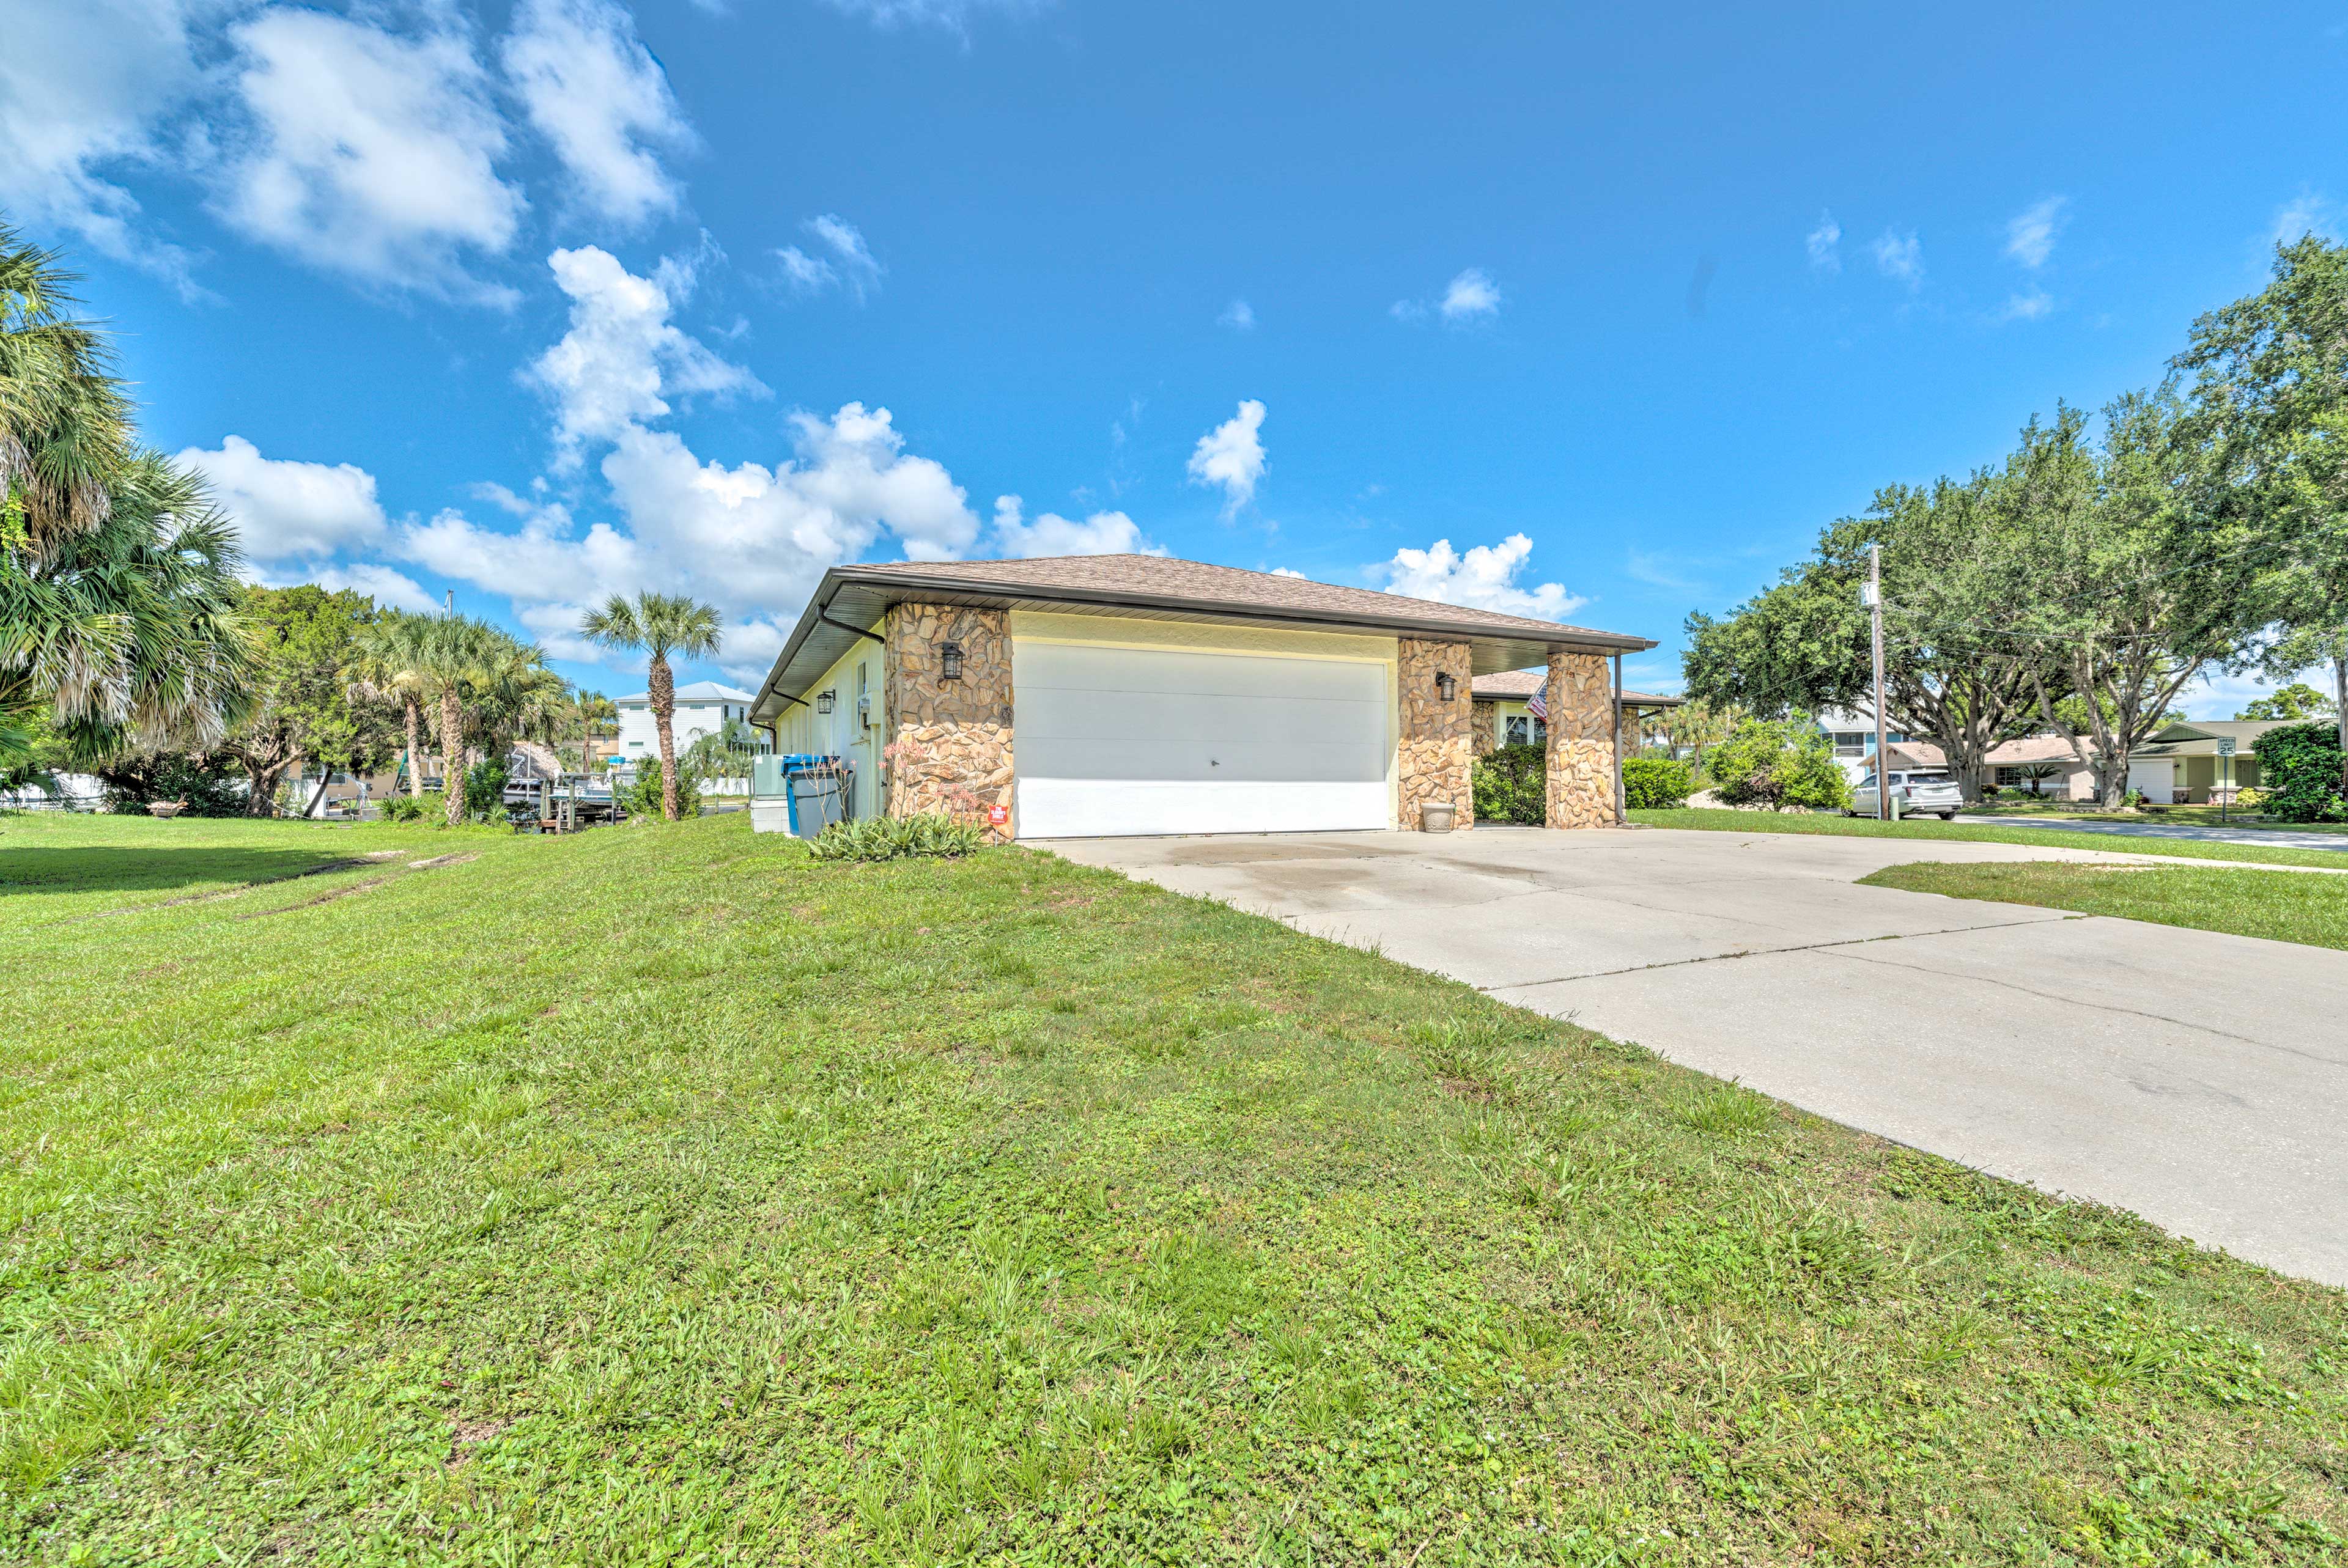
[
  {"xmin": 1814, "ymin": 707, "xmax": 1917, "ymax": 782},
  {"xmin": 615, "ymin": 682, "xmax": 768, "ymax": 762}
]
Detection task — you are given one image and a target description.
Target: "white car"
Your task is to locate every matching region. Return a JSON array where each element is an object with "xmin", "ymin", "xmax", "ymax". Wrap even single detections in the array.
[{"xmin": 1850, "ymin": 770, "xmax": 1963, "ymax": 820}]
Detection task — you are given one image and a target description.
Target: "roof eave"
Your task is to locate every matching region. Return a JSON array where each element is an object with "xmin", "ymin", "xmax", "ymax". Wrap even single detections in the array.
[{"xmin": 750, "ymin": 564, "xmax": 1656, "ymax": 722}]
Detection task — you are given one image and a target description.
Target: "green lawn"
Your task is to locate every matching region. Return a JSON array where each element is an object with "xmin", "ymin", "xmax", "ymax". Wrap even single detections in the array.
[
  {"xmin": 1964, "ymin": 800, "xmax": 2348, "ymax": 834},
  {"xmin": 4, "ymin": 812, "xmax": 2346, "ymax": 1564},
  {"xmin": 1631, "ymin": 804, "xmax": 2348, "ymax": 870},
  {"xmin": 1861, "ymin": 858, "xmax": 2348, "ymax": 953}
]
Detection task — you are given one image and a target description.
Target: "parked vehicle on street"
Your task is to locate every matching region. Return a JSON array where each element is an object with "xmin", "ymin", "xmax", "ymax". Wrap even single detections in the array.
[{"xmin": 1850, "ymin": 770, "xmax": 1963, "ymax": 820}]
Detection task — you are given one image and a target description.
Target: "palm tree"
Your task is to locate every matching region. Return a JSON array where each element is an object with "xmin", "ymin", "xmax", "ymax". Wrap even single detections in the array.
[
  {"xmin": 349, "ymin": 611, "xmax": 432, "ymax": 797},
  {"xmin": 2, "ymin": 223, "xmax": 136, "ymax": 560},
  {"xmin": 3, "ymin": 448, "xmax": 257, "ymax": 764},
  {"xmin": 4, "ymin": 229, "xmax": 252, "ymax": 763},
  {"xmin": 412, "ymin": 615, "xmax": 504, "ymax": 825},
  {"xmin": 571, "ymin": 689, "xmax": 618, "ymax": 773},
  {"xmin": 579, "ymin": 592, "xmax": 722, "ymax": 820}
]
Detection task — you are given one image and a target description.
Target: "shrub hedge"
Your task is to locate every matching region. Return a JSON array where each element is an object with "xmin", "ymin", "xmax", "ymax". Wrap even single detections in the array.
[
  {"xmin": 1471, "ymin": 742, "xmax": 1545, "ymax": 825},
  {"xmin": 1622, "ymin": 756, "xmax": 1692, "ymax": 809},
  {"xmin": 2252, "ymin": 721, "xmax": 2346, "ymax": 822}
]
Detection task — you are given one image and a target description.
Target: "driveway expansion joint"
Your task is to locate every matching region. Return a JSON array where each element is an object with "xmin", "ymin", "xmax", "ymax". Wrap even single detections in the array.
[{"xmin": 1478, "ymin": 912, "xmax": 2075, "ymax": 992}]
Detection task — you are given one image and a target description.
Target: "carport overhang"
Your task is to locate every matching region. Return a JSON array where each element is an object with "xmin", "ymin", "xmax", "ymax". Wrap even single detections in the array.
[{"xmin": 750, "ymin": 564, "xmax": 1657, "ymax": 726}]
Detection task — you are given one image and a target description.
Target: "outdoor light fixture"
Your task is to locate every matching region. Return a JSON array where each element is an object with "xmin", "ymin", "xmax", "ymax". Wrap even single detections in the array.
[
  {"xmin": 816, "ymin": 690, "xmax": 836, "ymax": 714},
  {"xmin": 1435, "ymin": 671, "xmax": 1456, "ymax": 702},
  {"xmin": 940, "ymin": 641, "xmax": 964, "ymax": 681}
]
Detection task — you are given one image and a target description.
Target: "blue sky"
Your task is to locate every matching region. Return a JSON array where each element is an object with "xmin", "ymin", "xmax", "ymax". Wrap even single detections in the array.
[{"xmin": 7, "ymin": 1, "xmax": 2342, "ymax": 712}]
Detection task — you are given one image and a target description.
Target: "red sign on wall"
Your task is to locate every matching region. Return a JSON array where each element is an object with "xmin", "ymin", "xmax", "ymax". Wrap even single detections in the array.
[{"xmin": 988, "ymin": 804, "xmax": 1009, "ymax": 826}]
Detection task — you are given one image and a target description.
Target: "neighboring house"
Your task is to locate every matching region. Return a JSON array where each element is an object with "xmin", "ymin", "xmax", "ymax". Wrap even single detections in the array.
[
  {"xmin": 615, "ymin": 682, "xmax": 768, "ymax": 764},
  {"xmin": 1815, "ymin": 707, "xmax": 1918, "ymax": 782},
  {"xmin": 1469, "ymin": 668, "xmax": 1682, "ymax": 755},
  {"xmin": 750, "ymin": 554, "xmax": 1656, "ymax": 839},
  {"xmin": 1875, "ymin": 736, "xmax": 2098, "ymax": 801},
  {"xmin": 2127, "ymin": 720, "xmax": 2286, "ymax": 803}
]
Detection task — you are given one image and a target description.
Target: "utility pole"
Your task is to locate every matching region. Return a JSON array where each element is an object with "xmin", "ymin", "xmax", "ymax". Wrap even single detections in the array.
[{"xmin": 1866, "ymin": 543, "xmax": 1889, "ymax": 820}]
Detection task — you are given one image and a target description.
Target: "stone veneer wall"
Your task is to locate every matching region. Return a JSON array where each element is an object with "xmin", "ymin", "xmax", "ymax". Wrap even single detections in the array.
[
  {"xmin": 1543, "ymin": 651, "xmax": 1618, "ymax": 830},
  {"xmin": 1470, "ymin": 698, "xmax": 1499, "ymax": 757},
  {"xmin": 883, "ymin": 603, "xmax": 1016, "ymax": 842},
  {"xmin": 1396, "ymin": 639, "xmax": 1474, "ymax": 830}
]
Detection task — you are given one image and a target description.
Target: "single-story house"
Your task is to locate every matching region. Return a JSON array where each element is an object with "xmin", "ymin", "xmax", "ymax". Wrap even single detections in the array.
[
  {"xmin": 615, "ymin": 681, "xmax": 768, "ymax": 762},
  {"xmin": 1878, "ymin": 735, "xmax": 2099, "ymax": 800},
  {"xmin": 2127, "ymin": 720, "xmax": 2287, "ymax": 803},
  {"xmin": 748, "ymin": 554, "xmax": 1656, "ymax": 840},
  {"xmin": 1469, "ymin": 668, "xmax": 1683, "ymax": 754}
]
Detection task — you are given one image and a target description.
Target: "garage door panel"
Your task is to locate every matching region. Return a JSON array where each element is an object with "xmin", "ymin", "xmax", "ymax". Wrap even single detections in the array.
[{"xmin": 1011, "ymin": 639, "xmax": 1394, "ymax": 837}]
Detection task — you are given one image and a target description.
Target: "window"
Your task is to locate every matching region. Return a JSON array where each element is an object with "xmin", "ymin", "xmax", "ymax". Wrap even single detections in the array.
[
  {"xmin": 1532, "ymin": 716, "xmax": 1547, "ymax": 745},
  {"xmin": 1505, "ymin": 716, "xmax": 1528, "ymax": 746}
]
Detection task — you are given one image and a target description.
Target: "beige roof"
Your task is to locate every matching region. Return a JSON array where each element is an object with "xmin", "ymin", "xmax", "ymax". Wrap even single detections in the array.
[
  {"xmin": 851, "ymin": 555, "xmax": 1636, "ymax": 642},
  {"xmin": 753, "ymin": 554, "xmax": 1656, "ymax": 720},
  {"xmin": 1886, "ymin": 736, "xmax": 2091, "ymax": 771},
  {"xmin": 1470, "ymin": 668, "xmax": 1682, "ymax": 707}
]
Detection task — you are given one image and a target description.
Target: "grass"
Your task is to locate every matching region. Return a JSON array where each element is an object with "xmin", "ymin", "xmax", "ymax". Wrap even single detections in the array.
[
  {"xmin": 3, "ymin": 811, "xmax": 2346, "ymax": 1564},
  {"xmin": 1964, "ymin": 800, "xmax": 2348, "ymax": 834},
  {"xmin": 1630, "ymin": 805, "xmax": 2348, "ymax": 870},
  {"xmin": 1861, "ymin": 858, "xmax": 2348, "ymax": 953}
]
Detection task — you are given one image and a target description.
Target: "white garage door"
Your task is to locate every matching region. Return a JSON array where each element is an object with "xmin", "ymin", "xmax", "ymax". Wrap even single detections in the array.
[{"xmin": 1013, "ymin": 640, "xmax": 1392, "ymax": 837}]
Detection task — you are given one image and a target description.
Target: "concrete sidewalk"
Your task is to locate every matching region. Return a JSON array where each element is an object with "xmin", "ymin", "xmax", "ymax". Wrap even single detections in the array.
[{"xmin": 1037, "ymin": 826, "xmax": 2348, "ymax": 1287}]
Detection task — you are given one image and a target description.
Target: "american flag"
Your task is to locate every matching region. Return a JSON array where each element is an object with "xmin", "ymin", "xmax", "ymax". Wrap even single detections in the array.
[{"xmin": 1526, "ymin": 689, "xmax": 1546, "ymax": 721}]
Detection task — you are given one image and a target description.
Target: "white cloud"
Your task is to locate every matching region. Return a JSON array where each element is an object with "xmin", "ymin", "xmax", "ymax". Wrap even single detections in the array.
[
  {"xmin": 1376, "ymin": 534, "xmax": 1586, "ymax": 622},
  {"xmin": 989, "ymin": 495, "xmax": 1161, "ymax": 558},
  {"xmin": 1806, "ymin": 210, "xmax": 1841, "ymax": 273},
  {"xmin": 774, "ymin": 213, "xmax": 882, "ymax": 300},
  {"xmin": 1267, "ymin": 566, "xmax": 1307, "ymax": 578},
  {"xmin": 0, "ymin": 0, "xmax": 212, "ymax": 298},
  {"xmin": 1186, "ymin": 399, "xmax": 1268, "ymax": 516},
  {"xmin": 313, "ymin": 561, "xmax": 438, "ymax": 614},
  {"xmin": 1870, "ymin": 227, "xmax": 1923, "ymax": 289},
  {"xmin": 216, "ymin": 7, "xmax": 525, "ymax": 301},
  {"xmin": 526, "ymin": 245, "xmax": 767, "ymax": 468},
  {"xmin": 500, "ymin": 0, "xmax": 695, "ymax": 229},
  {"xmin": 405, "ymin": 403, "xmax": 981, "ymax": 646},
  {"xmin": 1998, "ymin": 290, "xmax": 2055, "ymax": 323},
  {"xmin": 816, "ymin": 0, "xmax": 1052, "ymax": 32},
  {"xmin": 1389, "ymin": 298, "xmax": 1426, "ymax": 323},
  {"xmin": 2271, "ymin": 192, "xmax": 2338, "ymax": 247},
  {"xmin": 179, "ymin": 435, "xmax": 389, "ymax": 562},
  {"xmin": 1438, "ymin": 267, "xmax": 1501, "ymax": 322},
  {"xmin": 2004, "ymin": 196, "xmax": 2068, "ymax": 269},
  {"xmin": 1217, "ymin": 298, "xmax": 1255, "ymax": 331}
]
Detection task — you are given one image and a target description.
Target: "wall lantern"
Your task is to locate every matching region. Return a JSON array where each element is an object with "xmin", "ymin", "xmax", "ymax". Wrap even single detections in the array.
[
  {"xmin": 816, "ymin": 690, "xmax": 836, "ymax": 714},
  {"xmin": 940, "ymin": 641, "xmax": 964, "ymax": 682},
  {"xmin": 1434, "ymin": 671, "xmax": 1457, "ymax": 702}
]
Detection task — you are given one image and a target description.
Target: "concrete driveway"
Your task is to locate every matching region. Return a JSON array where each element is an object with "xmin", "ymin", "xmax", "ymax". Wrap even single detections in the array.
[{"xmin": 1038, "ymin": 826, "xmax": 2348, "ymax": 1287}]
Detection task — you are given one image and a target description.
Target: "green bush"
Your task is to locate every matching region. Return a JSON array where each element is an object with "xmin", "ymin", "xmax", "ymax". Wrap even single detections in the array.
[
  {"xmin": 1471, "ymin": 742, "xmax": 1546, "ymax": 824},
  {"xmin": 621, "ymin": 756, "xmax": 704, "ymax": 820},
  {"xmin": 101, "ymin": 753, "xmax": 248, "ymax": 816},
  {"xmin": 1707, "ymin": 718, "xmax": 1853, "ymax": 812},
  {"xmin": 378, "ymin": 790, "xmax": 443, "ymax": 824},
  {"xmin": 1621, "ymin": 756, "xmax": 1691, "ymax": 809},
  {"xmin": 2251, "ymin": 721, "xmax": 2345, "ymax": 822},
  {"xmin": 808, "ymin": 813, "xmax": 988, "ymax": 862},
  {"xmin": 460, "ymin": 756, "xmax": 510, "ymax": 824}
]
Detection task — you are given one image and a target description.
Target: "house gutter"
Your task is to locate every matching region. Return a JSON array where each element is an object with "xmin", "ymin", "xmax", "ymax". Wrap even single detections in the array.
[{"xmin": 751, "ymin": 566, "xmax": 1658, "ymax": 720}]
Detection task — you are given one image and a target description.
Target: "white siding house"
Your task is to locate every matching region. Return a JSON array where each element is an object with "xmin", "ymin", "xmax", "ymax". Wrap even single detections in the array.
[{"xmin": 615, "ymin": 682, "xmax": 767, "ymax": 764}]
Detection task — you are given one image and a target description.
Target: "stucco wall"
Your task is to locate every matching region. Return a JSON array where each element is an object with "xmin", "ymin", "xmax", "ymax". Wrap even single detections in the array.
[
  {"xmin": 1544, "ymin": 652, "xmax": 1617, "ymax": 829},
  {"xmin": 884, "ymin": 603, "xmax": 1016, "ymax": 841},
  {"xmin": 1397, "ymin": 639, "xmax": 1474, "ymax": 830}
]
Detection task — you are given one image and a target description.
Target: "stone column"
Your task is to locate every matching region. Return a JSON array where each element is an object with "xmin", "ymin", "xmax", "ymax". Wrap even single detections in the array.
[
  {"xmin": 1396, "ymin": 639, "xmax": 1474, "ymax": 830},
  {"xmin": 1543, "ymin": 651, "xmax": 1616, "ymax": 830},
  {"xmin": 882, "ymin": 603, "xmax": 1016, "ymax": 842},
  {"xmin": 1470, "ymin": 698, "xmax": 1498, "ymax": 757}
]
